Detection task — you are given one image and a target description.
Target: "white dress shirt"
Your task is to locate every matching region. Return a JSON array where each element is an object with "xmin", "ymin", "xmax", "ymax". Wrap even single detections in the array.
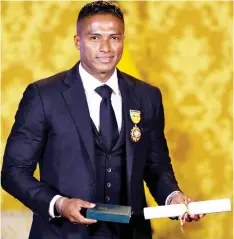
[
  {"xmin": 79, "ymin": 63, "xmax": 122, "ymax": 132},
  {"xmin": 48, "ymin": 63, "xmax": 180, "ymax": 218}
]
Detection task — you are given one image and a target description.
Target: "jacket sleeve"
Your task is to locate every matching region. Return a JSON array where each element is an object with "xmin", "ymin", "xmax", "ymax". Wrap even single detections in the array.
[
  {"xmin": 144, "ymin": 88, "xmax": 181, "ymax": 205},
  {"xmin": 1, "ymin": 83, "xmax": 58, "ymax": 221}
]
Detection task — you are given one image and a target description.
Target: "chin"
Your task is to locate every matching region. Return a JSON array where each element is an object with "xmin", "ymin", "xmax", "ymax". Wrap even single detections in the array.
[{"xmin": 96, "ymin": 65, "xmax": 115, "ymax": 73}]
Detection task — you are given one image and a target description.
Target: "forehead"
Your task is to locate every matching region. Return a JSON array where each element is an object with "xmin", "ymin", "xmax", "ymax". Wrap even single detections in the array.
[{"xmin": 79, "ymin": 14, "xmax": 124, "ymax": 33}]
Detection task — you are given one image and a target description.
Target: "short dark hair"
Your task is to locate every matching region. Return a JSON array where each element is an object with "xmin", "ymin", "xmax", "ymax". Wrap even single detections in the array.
[{"xmin": 77, "ymin": 1, "xmax": 124, "ymax": 24}]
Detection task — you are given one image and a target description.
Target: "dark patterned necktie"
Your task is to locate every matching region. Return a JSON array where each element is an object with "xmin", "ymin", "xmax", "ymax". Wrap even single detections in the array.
[{"xmin": 95, "ymin": 84, "xmax": 119, "ymax": 152}]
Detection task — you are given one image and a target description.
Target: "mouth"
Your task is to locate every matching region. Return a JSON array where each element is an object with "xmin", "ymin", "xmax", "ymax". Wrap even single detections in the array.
[{"xmin": 96, "ymin": 56, "xmax": 114, "ymax": 63}]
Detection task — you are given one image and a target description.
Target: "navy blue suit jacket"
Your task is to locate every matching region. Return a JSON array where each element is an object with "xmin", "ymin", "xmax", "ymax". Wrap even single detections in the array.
[{"xmin": 2, "ymin": 62, "xmax": 180, "ymax": 239}]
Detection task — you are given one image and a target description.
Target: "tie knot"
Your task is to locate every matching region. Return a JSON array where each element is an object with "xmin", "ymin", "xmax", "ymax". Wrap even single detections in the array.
[{"xmin": 95, "ymin": 85, "xmax": 113, "ymax": 99}]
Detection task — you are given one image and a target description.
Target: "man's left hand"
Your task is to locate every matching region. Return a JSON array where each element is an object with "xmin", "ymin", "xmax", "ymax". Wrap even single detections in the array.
[{"xmin": 170, "ymin": 193, "xmax": 205, "ymax": 225}]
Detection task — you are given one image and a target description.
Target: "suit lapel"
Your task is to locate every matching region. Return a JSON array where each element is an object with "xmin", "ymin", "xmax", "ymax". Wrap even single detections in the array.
[
  {"xmin": 62, "ymin": 63, "xmax": 96, "ymax": 176},
  {"xmin": 118, "ymin": 70, "xmax": 141, "ymax": 204}
]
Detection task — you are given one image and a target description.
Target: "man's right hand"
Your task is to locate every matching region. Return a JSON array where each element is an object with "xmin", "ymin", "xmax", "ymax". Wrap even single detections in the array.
[{"xmin": 55, "ymin": 198, "xmax": 97, "ymax": 225}]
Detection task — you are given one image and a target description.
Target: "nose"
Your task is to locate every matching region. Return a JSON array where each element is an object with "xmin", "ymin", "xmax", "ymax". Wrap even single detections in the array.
[{"xmin": 99, "ymin": 39, "xmax": 111, "ymax": 53}]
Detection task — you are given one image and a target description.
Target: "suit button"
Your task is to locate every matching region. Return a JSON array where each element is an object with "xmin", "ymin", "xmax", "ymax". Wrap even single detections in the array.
[
  {"xmin": 106, "ymin": 154, "xmax": 112, "ymax": 159},
  {"xmin": 107, "ymin": 168, "xmax": 111, "ymax": 173},
  {"xmin": 92, "ymin": 182, "xmax": 96, "ymax": 187},
  {"xmin": 107, "ymin": 182, "xmax": 111, "ymax": 187},
  {"xmin": 106, "ymin": 196, "xmax": 110, "ymax": 201}
]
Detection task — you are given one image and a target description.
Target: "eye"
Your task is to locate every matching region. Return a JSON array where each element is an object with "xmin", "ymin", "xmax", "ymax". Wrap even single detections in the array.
[
  {"xmin": 91, "ymin": 36, "xmax": 100, "ymax": 41},
  {"xmin": 111, "ymin": 36, "xmax": 120, "ymax": 40}
]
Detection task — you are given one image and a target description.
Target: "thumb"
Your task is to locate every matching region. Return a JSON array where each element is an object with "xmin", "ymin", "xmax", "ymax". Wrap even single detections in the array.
[
  {"xmin": 88, "ymin": 202, "xmax": 96, "ymax": 208},
  {"xmin": 80, "ymin": 200, "xmax": 96, "ymax": 208}
]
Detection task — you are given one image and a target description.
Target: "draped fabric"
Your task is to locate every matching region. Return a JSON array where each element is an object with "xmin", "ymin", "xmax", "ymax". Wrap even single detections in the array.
[{"xmin": 1, "ymin": 1, "xmax": 232, "ymax": 239}]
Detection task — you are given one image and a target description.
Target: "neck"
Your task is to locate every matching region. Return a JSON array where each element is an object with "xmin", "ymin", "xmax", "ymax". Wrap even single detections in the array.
[
  {"xmin": 96, "ymin": 72, "xmax": 114, "ymax": 83},
  {"xmin": 81, "ymin": 62, "xmax": 115, "ymax": 83}
]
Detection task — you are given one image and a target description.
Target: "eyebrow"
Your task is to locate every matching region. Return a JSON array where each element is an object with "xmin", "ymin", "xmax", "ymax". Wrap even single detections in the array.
[{"xmin": 87, "ymin": 32, "xmax": 122, "ymax": 36}]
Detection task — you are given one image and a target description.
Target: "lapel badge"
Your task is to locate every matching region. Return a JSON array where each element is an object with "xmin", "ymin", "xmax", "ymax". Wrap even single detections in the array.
[{"xmin": 130, "ymin": 110, "xmax": 141, "ymax": 142}]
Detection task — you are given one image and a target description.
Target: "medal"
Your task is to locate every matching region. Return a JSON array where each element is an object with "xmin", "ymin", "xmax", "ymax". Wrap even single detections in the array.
[
  {"xmin": 130, "ymin": 125, "xmax": 141, "ymax": 142},
  {"xmin": 130, "ymin": 110, "xmax": 141, "ymax": 142},
  {"xmin": 130, "ymin": 110, "xmax": 141, "ymax": 124}
]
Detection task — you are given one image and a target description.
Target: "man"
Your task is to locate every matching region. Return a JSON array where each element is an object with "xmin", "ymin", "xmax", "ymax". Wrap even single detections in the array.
[{"xmin": 1, "ymin": 1, "xmax": 203, "ymax": 239}]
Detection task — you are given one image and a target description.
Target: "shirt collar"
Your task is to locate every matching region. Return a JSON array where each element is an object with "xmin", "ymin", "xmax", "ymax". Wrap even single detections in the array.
[{"xmin": 79, "ymin": 63, "xmax": 120, "ymax": 95}]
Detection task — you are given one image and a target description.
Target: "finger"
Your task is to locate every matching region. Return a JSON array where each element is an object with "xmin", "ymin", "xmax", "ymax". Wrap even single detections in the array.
[
  {"xmin": 186, "ymin": 218, "xmax": 193, "ymax": 222},
  {"xmin": 187, "ymin": 197, "xmax": 193, "ymax": 203},
  {"xmin": 81, "ymin": 218, "xmax": 97, "ymax": 225},
  {"xmin": 183, "ymin": 213, "xmax": 194, "ymax": 223},
  {"xmin": 189, "ymin": 214, "xmax": 199, "ymax": 221},
  {"xmin": 185, "ymin": 214, "xmax": 192, "ymax": 222},
  {"xmin": 77, "ymin": 214, "xmax": 97, "ymax": 225},
  {"xmin": 78, "ymin": 200, "xmax": 95, "ymax": 208},
  {"xmin": 199, "ymin": 214, "xmax": 205, "ymax": 218},
  {"xmin": 70, "ymin": 216, "xmax": 96, "ymax": 225}
]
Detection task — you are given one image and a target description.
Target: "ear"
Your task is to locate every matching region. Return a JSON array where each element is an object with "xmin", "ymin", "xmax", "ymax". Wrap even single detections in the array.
[{"xmin": 74, "ymin": 35, "xmax": 80, "ymax": 50}]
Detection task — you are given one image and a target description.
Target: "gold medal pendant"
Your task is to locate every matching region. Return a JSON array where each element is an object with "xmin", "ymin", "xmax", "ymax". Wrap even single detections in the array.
[
  {"xmin": 130, "ymin": 110, "xmax": 142, "ymax": 142},
  {"xmin": 130, "ymin": 125, "xmax": 141, "ymax": 142}
]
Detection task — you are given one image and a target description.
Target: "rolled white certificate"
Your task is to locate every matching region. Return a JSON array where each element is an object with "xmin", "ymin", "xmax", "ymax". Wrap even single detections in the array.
[
  {"xmin": 144, "ymin": 198, "xmax": 231, "ymax": 220},
  {"xmin": 188, "ymin": 199, "xmax": 231, "ymax": 214}
]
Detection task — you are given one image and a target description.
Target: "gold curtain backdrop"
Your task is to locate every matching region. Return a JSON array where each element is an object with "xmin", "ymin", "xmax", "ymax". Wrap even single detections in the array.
[{"xmin": 1, "ymin": 1, "xmax": 233, "ymax": 239}]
